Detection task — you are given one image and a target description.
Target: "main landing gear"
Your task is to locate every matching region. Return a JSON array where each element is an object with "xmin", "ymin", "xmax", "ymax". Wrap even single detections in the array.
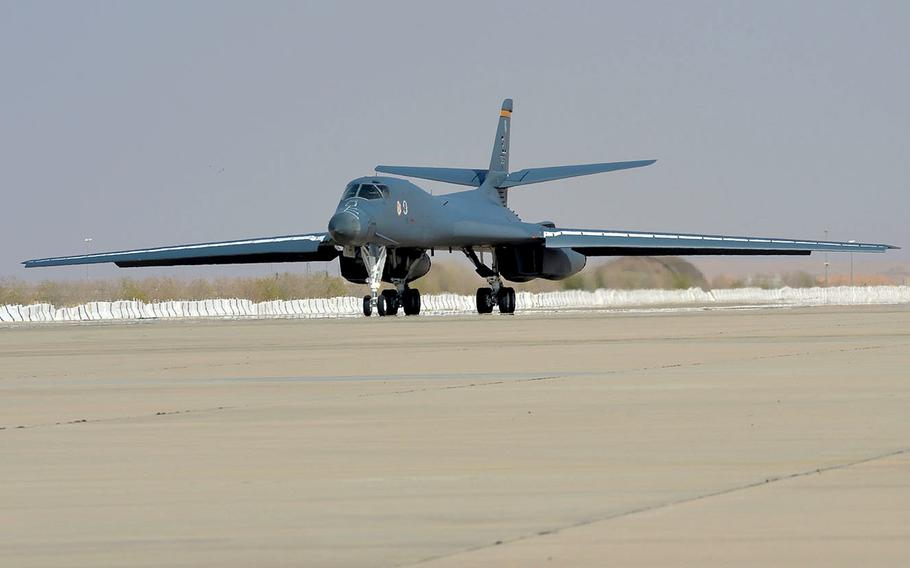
[
  {"xmin": 364, "ymin": 286, "xmax": 421, "ymax": 317},
  {"xmin": 360, "ymin": 245, "xmax": 421, "ymax": 317},
  {"xmin": 464, "ymin": 248, "xmax": 516, "ymax": 315},
  {"xmin": 476, "ymin": 283, "xmax": 515, "ymax": 314}
]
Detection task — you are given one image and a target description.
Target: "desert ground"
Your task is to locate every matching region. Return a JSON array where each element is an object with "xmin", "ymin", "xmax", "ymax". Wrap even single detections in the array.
[{"xmin": 1, "ymin": 306, "xmax": 909, "ymax": 567}]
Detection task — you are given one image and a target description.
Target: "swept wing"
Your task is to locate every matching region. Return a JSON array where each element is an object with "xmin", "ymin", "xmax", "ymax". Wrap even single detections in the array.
[
  {"xmin": 23, "ymin": 232, "xmax": 337, "ymax": 268},
  {"xmin": 544, "ymin": 228, "xmax": 896, "ymax": 256}
]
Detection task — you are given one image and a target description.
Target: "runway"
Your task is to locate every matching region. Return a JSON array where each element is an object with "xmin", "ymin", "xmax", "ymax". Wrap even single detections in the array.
[{"xmin": 2, "ymin": 307, "xmax": 909, "ymax": 566}]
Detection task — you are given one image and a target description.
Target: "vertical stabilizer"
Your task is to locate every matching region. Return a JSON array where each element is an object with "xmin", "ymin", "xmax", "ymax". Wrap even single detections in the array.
[{"xmin": 488, "ymin": 98, "xmax": 512, "ymax": 205}]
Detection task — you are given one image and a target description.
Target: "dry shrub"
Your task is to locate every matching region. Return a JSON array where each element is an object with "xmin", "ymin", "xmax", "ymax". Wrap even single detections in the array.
[
  {"xmin": 0, "ymin": 273, "xmax": 355, "ymax": 307},
  {"xmin": 6, "ymin": 257, "xmax": 889, "ymax": 307}
]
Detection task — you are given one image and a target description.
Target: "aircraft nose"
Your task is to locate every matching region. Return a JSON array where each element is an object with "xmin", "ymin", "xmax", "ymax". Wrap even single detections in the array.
[{"xmin": 328, "ymin": 211, "xmax": 367, "ymax": 244}]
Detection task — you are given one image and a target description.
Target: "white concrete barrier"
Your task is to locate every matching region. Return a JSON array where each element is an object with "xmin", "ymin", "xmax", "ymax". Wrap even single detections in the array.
[{"xmin": 2, "ymin": 286, "xmax": 909, "ymax": 323}]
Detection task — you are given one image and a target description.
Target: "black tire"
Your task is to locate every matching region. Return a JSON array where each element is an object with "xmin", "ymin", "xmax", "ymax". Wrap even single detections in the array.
[
  {"xmin": 377, "ymin": 294, "xmax": 387, "ymax": 316},
  {"xmin": 498, "ymin": 287, "xmax": 516, "ymax": 314},
  {"xmin": 382, "ymin": 289, "xmax": 399, "ymax": 316},
  {"xmin": 476, "ymin": 288, "xmax": 494, "ymax": 314},
  {"xmin": 362, "ymin": 295, "xmax": 372, "ymax": 317},
  {"xmin": 403, "ymin": 288, "xmax": 421, "ymax": 316}
]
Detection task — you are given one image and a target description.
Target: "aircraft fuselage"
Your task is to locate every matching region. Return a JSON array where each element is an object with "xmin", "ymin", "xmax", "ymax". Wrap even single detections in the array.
[{"xmin": 327, "ymin": 176, "xmax": 541, "ymax": 249}]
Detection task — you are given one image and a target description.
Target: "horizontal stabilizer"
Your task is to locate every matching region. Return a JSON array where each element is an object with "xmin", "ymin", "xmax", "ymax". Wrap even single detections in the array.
[
  {"xmin": 374, "ymin": 166, "xmax": 487, "ymax": 187},
  {"xmin": 499, "ymin": 160, "xmax": 656, "ymax": 188}
]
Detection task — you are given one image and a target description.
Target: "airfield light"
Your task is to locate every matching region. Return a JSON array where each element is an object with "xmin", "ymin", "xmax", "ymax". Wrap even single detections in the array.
[
  {"xmin": 83, "ymin": 237, "xmax": 93, "ymax": 279},
  {"xmin": 849, "ymin": 240, "xmax": 856, "ymax": 286}
]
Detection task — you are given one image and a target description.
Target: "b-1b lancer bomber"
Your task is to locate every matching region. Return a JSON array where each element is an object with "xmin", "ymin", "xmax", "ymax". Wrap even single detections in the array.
[{"xmin": 25, "ymin": 99, "xmax": 897, "ymax": 316}]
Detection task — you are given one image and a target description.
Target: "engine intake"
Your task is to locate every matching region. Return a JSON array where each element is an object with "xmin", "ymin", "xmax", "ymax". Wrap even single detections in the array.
[
  {"xmin": 496, "ymin": 245, "xmax": 586, "ymax": 282},
  {"xmin": 340, "ymin": 248, "xmax": 431, "ymax": 285}
]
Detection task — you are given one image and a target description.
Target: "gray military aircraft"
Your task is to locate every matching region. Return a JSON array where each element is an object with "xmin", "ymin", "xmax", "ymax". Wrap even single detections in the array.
[{"xmin": 25, "ymin": 99, "xmax": 897, "ymax": 316}]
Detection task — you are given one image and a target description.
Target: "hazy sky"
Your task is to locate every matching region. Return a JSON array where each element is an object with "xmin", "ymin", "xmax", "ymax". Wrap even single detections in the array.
[{"xmin": 2, "ymin": 0, "xmax": 907, "ymax": 280}]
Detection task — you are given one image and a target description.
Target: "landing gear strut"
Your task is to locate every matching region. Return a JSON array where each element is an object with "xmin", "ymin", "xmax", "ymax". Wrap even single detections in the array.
[
  {"xmin": 464, "ymin": 248, "xmax": 516, "ymax": 315},
  {"xmin": 361, "ymin": 244, "xmax": 386, "ymax": 317},
  {"xmin": 360, "ymin": 246, "xmax": 421, "ymax": 317}
]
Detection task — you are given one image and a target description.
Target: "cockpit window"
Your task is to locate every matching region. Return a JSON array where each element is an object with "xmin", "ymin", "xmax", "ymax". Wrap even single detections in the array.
[
  {"xmin": 342, "ymin": 182, "xmax": 387, "ymax": 200},
  {"xmin": 358, "ymin": 184, "xmax": 383, "ymax": 200},
  {"xmin": 342, "ymin": 184, "xmax": 359, "ymax": 199}
]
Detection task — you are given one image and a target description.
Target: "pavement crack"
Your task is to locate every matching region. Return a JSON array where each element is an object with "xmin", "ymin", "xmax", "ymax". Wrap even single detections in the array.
[
  {"xmin": 406, "ymin": 446, "xmax": 910, "ymax": 566},
  {"xmin": 359, "ymin": 381, "xmax": 509, "ymax": 397},
  {"xmin": 363, "ymin": 343, "xmax": 910, "ymax": 401},
  {"xmin": 1, "ymin": 405, "xmax": 234, "ymax": 432}
]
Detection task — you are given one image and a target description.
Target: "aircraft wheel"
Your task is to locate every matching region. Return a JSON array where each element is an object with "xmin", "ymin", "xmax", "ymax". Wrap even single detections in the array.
[
  {"xmin": 403, "ymin": 288, "xmax": 421, "ymax": 316},
  {"xmin": 498, "ymin": 287, "xmax": 516, "ymax": 314},
  {"xmin": 377, "ymin": 294, "xmax": 388, "ymax": 317},
  {"xmin": 362, "ymin": 295, "xmax": 372, "ymax": 317},
  {"xmin": 476, "ymin": 288, "xmax": 495, "ymax": 314},
  {"xmin": 382, "ymin": 289, "xmax": 400, "ymax": 316}
]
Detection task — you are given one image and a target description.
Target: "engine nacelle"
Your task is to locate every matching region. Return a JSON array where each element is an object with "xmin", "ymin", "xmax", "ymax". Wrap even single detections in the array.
[
  {"xmin": 496, "ymin": 245, "xmax": 587, "ymax": 282},
  {"xmin": 340, "ymin": 248, "xmax": 431, "ymax": 284}
]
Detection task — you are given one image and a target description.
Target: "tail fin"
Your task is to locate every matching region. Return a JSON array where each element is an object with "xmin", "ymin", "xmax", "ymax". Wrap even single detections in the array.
[
  {"xmin": 375, "ymin": 99, "xmax": 513, "ymax": 189},
  {"xmin": 487, "ymin": 99, "xmax": 512, "ymax": 204},
  {"xmin": 489, "ymin": 99, "xmax": 512, "ymax": 174},
  {"xmin": 485, "ymin": 98, "xmax": 656, "ymax": 197}
]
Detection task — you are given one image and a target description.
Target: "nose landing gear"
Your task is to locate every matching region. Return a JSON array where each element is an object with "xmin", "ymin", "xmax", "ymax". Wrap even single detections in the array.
[
  {"xmin": 361, "ymin": 244, "xmax": 386, "ymax": 317},
  {"xmin": 360, "ymin": 245, "xmax": 421, "ymax": 317}
]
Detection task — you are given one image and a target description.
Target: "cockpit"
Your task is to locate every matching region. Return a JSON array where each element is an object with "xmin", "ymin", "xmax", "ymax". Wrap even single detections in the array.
[{"xmin": 342, "ymin": 182, "xmax": 390, "ymax": 200}]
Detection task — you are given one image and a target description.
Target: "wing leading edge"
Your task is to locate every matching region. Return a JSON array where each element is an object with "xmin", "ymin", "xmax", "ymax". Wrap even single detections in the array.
[
  {"xmin": 544, "ymin": 228, "xmax": 897, "ymax": 256},
  {"xmin": 23, "ymin": 232, "xmax": 338, "ymax": 268}
]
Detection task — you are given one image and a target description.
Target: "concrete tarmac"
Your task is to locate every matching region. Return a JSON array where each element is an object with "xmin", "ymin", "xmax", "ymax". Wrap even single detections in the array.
[{"xmin": 1, "ymin": 306, "xmax": 908, "ymax": 567}]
